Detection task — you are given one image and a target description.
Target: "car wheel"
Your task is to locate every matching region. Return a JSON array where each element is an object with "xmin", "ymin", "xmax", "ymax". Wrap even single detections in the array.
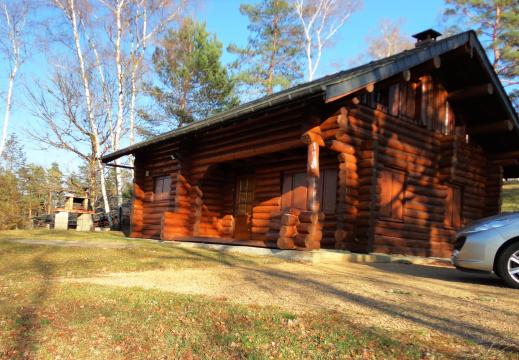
[{"xmin": 496, "ymin": 242, "xmax": 519, "ymax": 289}]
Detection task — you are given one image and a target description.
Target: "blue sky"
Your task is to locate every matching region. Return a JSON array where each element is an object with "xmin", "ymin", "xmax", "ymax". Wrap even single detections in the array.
[{"xmin": 4, "ymin": 0, "xmax": 447, "ymax": 171}]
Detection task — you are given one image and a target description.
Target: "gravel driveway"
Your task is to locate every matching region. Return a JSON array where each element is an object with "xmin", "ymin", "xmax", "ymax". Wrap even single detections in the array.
[{"xmin": 67, "ymin": 254, "xmax": 519, "ymax": 355}]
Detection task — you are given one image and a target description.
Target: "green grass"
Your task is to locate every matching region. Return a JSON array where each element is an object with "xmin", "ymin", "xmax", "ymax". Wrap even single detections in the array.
[
  {"xmin": 0, "ymin": 230, "xmax": 508, "ymax": 359},
  {"xmin": 502, "ymin": 182, "xmax": 519, "ymax": 212}
]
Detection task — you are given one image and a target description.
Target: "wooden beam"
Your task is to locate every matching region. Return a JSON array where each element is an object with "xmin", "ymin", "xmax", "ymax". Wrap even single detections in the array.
[
  {"xmin": 104, "ymin": 162, "xmax": 134, "ymax": 170},
  {"xmin": 493, "ymin": 158, "xmax": 519, "ymax": 166},
  {"xmin": 307, "ymin": 141, "xmax": 320, "ymax": 177},
  {"xmin": 301, "ymin": 127, "xmax": 325, "ymax": 146},
  {"xmin": 325, "ymin": 139, "xmax": 355, "ymax": 154},
  {"xmin": 447, "ymin": 83, "xmax": 494, "ymax": 101},
  {"xmin": 469, "ymin": 119, "xmax": 514, "ymax": 135},
  {"xmin": 402, "ymin": 69, "xmax": 411, "ymax": 82},
  {"xmin": 432, "ymin": 56, "xmax": 441, "ymax": 69},
  {"xmin": 493, "ymin": 150, "xmax": 519, "ymax": 161},
  {"xmin": 336, "ymin": 107, "xmax": 349, "ymax": 128}
]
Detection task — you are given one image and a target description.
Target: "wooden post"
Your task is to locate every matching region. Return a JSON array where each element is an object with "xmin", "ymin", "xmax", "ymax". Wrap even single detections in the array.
[
  {"xmin": 191, "ymin": 186, "xmax": 203, "ymax": 236},
  {"xmin": 307, "ymin": 140, "xmax": 320, "ymax": 211}
]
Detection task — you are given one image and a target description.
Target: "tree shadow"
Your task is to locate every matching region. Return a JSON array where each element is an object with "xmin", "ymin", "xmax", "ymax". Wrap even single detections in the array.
[
  {"xmin": 8, "ymin": 248, "xmax": 56, "ymax": 359},
  {"xmin": 169, "ymin": 245, "xmax": 519, "ymax": 355}
]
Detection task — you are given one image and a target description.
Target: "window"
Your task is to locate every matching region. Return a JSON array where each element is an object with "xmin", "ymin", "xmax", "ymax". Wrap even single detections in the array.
[
  {"xmin": 281, "ymin": 169, "xmax": 337, "ymax": 214},
  {"xmin": 153, "ymin": 176, "xmax": 171, "ymax": 201},
  {"xmin": 380, "ymin": 169, "xmax": 405, "ymax": 221},
  {"xmin": 399, "ymin": 81, "xmax": 422, "ymax": 121},
  {"xmin": 374, "ymin": 87, "xmax": 389, "ymax": 112},
  {"xmin": 445, "ymin": 185, "xmax": 462, "ymax": 228}
]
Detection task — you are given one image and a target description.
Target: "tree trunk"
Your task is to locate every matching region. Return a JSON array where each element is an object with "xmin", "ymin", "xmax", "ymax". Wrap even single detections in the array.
[
  {"xmin": 0, "ymin": 69, "xmax": 16, "ymax": 158},
  {"xmin": 69, "ymin": 0, "xmax": 111, "ymax": 224}
]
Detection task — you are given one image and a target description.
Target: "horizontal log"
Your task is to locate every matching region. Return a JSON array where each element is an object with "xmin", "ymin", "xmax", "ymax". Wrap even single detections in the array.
[
  {"xmin": 469, "ymin": 119, "xmax": 514, "ymax": 135},
  {"xmin": 447, "ymin": 83, "xmax": 493, "ymax": 101},
  {"xmin": 297, "ymin": 222, "xmax": 322, "ymax": 234},
  {"xmin": 281, "ymin": 213, "xmax": 299, "ymax": 226},
  {"xmin": 298, "ymin": 211, "xmax": 325, "ymax": 223},
  {"xmin": 326, "ymin": 140, "xmax": 356, "ymax": 154},
  {"xmin": 277, "ymin": 237, "xmax": 295, "ymax": 250},
  {"xmin": 279, "ymin": 225, "xmax": 297, "ymax": 238}
]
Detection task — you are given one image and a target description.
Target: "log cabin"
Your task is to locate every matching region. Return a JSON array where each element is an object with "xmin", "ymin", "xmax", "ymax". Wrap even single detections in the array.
[{"xmin": 102, "ymin": 30, "xmax": 519, "ymax": 258}]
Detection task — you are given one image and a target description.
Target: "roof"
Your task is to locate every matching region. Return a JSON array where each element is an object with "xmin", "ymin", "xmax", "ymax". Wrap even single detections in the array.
[{"xmin": 102, "ymin": 30, "xmax": 518, "ymax": 163}]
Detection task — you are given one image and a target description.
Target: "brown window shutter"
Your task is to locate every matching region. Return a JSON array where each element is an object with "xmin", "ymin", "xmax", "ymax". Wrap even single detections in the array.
[
  {"xmin": 281, "ymin": 174, "xmax": 293, "ymax": 209},
  {"xmin": 380, "ymin": 170, "xmax": 392, "ymax": 218},
  {"xmin": 292, "ymin": 172, "xmax": 307, "ymax": 210},
  {"xmin": 391, "ymin": 172, "xmax": 405, "ymax": 220},
  {"xmin": 445, "ymin": 185, "xmax": 462, "ymax": 227},
  {"xmin": 445, "ymin": 186, "xmax": 453, "ymax": 227},
  {"xmin": 452, "ymin": 186, "xmax": 462, "ymax": 227},
  {"xmin": 389, "ymin": 84, "xmax": 400, "ymax": 116},
  {"xmin": 162, "ymin": 176, "xmax": 171, "ymax": 200},
  {"xmin": 322, "ymin": 169, "xmax": 338, "ymax": 214}
]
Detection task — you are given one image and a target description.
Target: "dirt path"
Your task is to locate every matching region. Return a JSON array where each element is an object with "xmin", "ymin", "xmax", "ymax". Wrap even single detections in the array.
[
  {"xmin": 67, "ymin": 260, "xmax": 519, "ymax": 353},
  {"xmin": 9, "ymin": 239, "xmax": 134, "ymax": 249}
]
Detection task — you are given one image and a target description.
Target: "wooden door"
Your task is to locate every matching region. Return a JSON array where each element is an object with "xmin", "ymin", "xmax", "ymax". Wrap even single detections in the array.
[{"xmin": 234, "ymin": 176, "xmax": 255, "ymax": 239}]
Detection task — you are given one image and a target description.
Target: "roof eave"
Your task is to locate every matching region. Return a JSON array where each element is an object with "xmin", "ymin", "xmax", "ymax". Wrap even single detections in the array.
[{"xmin": 324, "ymin": 32, "xmax": 471, "ymax": 102}]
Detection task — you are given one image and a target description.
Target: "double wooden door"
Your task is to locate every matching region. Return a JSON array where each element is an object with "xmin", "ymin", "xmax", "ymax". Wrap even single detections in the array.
[{"xmin": 234, "ymin": 175, "xmax": 255, "ymax": 240}]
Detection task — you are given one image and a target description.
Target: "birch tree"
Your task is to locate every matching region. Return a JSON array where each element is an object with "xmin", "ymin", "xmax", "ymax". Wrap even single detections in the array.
[
  {"xmin": 94, "ymin": 0, "xmax": 185, "ymax": 206},
  {"xmin": 28, "ymin": 0, "xmax": 113, "ymax": 221},
  {"xmin": 0, "ymin": 0, "xmax": 29, "ymax": 158},
  {"xmin": 365, "ymin": 18, "xmax": 413, "ymax": 60},
  {"xmin": 293, "ymin": 0, "xmax": 362, "ymax": 81}
]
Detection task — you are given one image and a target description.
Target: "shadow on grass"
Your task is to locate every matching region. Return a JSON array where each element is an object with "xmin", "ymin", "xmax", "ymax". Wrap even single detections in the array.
[
  {"xmin": 2, "ymin": 239, "xmax": 517, "ymax": 357},
  {"xmin": 170, "ymin": 245, "xmax": 519, "ymax": 355},
  {"xmin": 8, "ymin": 248, "xmax": 56, "ymax": 359}
]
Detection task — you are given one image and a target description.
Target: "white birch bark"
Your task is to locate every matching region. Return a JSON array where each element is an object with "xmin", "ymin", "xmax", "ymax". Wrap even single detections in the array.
[
  {"xmin": 0, "ymin": 2, "xmax": 24, "ymax": 158},
  {"xmin": 294, "ymin": 0, "xmax": 359, "ymax": 81},
  {"xmin": 113, "ymin": 0, "xmax": 125, "ymax": 206},
  {"xmin": 65, "ymin": 0, "xmax": 112, "ymax": 223}
]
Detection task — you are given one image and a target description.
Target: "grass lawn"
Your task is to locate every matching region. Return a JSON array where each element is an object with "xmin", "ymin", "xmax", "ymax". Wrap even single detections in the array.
[
  {"xmin": 502, "ymin": 182, "xmax": 519, "ymax": 212},
  {"xmin": 0, "ymin": 230, "xmax": 515, "ymax": 359}
]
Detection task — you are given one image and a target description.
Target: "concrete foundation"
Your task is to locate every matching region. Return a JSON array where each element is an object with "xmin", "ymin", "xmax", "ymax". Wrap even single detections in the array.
[
  {"xmin": 54, "ymin": 212, "xmax": 69, "ymax": 230},
  {"xmin": 76, "ymin": 213, "xmax": 93, "ymax": 231}
]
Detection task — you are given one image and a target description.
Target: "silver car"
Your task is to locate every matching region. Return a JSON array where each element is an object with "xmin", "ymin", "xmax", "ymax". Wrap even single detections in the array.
[{"xmin": 452, "ymin": 212, "xmax": 519, "ymax": 288}]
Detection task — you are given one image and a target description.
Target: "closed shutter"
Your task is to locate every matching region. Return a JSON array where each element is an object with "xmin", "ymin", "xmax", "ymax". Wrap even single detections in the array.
[
  {"xmin": 446, "ymin": 185, "xmax": 462, "ymax": 227},
  {"xmin": 281, "ymin": 169, "xmax": 337, "ymax": 213},
  {"xmin": 292, "ymin": 173, "xmax": 307, "ymax": 210},
  {"xmin": 380, "ymin": 169, "xmax": 405, "ymax": 220},
  {"xmin": 153, "ymin": 176, "xmax": 171, "ymax": 201}
]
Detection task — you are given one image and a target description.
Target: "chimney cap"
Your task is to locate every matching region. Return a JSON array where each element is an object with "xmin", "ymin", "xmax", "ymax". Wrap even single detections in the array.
[{"xmin": 412, "ymin": 29, "xmax": 442, "ymax": 45}]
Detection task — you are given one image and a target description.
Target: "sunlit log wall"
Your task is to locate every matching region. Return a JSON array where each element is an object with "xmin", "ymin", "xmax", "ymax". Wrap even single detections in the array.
[{"xmin": 128, "ymin": 74, "xmax": 502, "ymax": 257}]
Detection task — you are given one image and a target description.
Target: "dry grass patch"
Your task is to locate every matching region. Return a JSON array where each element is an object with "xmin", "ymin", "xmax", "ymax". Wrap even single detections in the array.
[
  {"xmin": 0, "ymin": 230, "xmax": 517, "ymax": 359},
  {"xmin": 502, "ymin": 182, "xmax": 519, "ymax": 212}
]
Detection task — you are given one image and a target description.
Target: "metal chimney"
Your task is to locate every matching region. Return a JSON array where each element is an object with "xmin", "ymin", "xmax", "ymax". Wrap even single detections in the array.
[{"xmin": 412, "ymin": 29, "xmax": 442, "ymax": 47}]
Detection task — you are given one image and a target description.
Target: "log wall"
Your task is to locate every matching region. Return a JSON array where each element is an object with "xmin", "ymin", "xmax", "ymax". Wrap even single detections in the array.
[{"xmin": 128, "ymin": 77, "xmax": 503, "ymax": 257}]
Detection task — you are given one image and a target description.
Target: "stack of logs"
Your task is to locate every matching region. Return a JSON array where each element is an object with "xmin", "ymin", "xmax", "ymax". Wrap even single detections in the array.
[
  {"xmin": 276, "ymin": 208, "xmax": 325, "ymax": 250},
  {"xmin": 326, "ymin": 106, "xmax": 360, "ymax": 250}
]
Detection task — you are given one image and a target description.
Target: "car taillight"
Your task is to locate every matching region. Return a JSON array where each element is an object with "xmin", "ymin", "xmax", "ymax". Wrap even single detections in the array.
[{"xmin": 454, "ymin": 235, "xmax": 466, "ymax": 251}]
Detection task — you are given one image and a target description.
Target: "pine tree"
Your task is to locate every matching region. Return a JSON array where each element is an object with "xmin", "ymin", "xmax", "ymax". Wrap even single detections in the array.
[
  {"xmin": 228, "ymin": 0, "xmax": 304, "ymax": 99},
  {"xmin": 443, "ymin": 0, "xmax": 518, "ymax": 105},
  {"xmin": 143, "ymin": 18, "xmax": 238, "ymax": 133}
]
